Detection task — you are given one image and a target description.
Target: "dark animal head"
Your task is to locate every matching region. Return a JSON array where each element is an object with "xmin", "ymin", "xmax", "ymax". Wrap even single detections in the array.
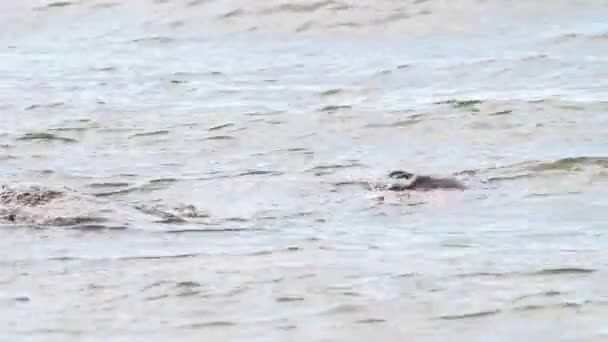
[{"xmin": 388, "ymin": 170, "xmax": 415, "ymax": 179}]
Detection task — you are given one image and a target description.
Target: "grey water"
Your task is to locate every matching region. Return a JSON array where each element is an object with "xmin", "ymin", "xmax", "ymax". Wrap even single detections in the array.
[{"xmin": 2, "ymin": 1, "xmax": 608, "ymax": 341}]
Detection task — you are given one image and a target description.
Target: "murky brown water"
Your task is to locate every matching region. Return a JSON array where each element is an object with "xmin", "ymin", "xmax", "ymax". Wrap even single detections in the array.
[{"xmin": 2, "ymin": 1, "xmax": 608, "ymax": 341}]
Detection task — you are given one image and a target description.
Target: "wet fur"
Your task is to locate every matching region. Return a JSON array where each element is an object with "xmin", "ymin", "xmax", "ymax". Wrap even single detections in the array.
[{"xmin": 387, "ymin": 170, "xmax": 466, "ymax": 191}]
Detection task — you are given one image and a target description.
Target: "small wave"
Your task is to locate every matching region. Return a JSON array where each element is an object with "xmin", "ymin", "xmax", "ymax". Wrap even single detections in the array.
[
  {"xmin": 249, "ymin": 246, "xmax": 301, "ymax": 256},
  {"xmin": 438, "ymin": 309, "xmax": 501, "ymax": 320},
  {"xmin": 173, "ymin": 204, "xmax": 209, "ymax": 218},
  {"xmin": 513, "ymin": 302, "xmax": 583, "ymax": 312},
  {"xmin": 220, "ymin": 9, "xmax": 245, "ymax": 19},
  {"xmin": 47, "ymin": 256, "xmax": 80, "ymax": 261},
  {"xmin": 310, "ymin": 163, "xmax": 363, "ymax": 172},
  {"xmin": 521, "ymin": 54, "xmax": 549, "ymax": 61},
  {"xmin": 332, "ymin": 180, "xmax": 370, "ymax": 189},
  {"xmin": 176, "ymin": 281, "xmax": 201, "ymax": 288},
  {"xmin": 486, "ymin": 173, "xmax": 536, "ymax": 182},
  {"xmin": 207, "ymin": 123, "xmax": 234, "ymax": 131},
  {"xmin": 145, "ymin": 294, "xmax": 169, "ymax": 301},
  {"xmin": 320, "ymin": 304, "xmax": 363, "ymax": 315},
  {"xmin": 25, "ymin": 102, "xmax": 64, "ymax": 110},
  {"xmin": 524, "ymin": 191, "xmax": 581, "ymax": 198},
  {"xmin": 182, "ymin": 321, "xmax": 237, "ymax": 329},
  {"xmin": 170, "ymin": 79, "xmax": 188, "ymax": 84},
  {"xmin": 131, "ymin": 36, "xmax": 175, "ymax": 44},
  {"xmin": 529, "ymin": 157, "xmax": 608, "ymax": 172},
  {"xmin": 549, "ymin": 32, "xmax": 608, "ymax": 44},
  {"xmin": 317, "ymin": 105, "xmax": 352, "ymax": 112},
  {"xmin": 246, "ymin": 110, "xmax": 284, "ymax": 117},
  {"xmin": 453, "ymin": 169, "xmax": 480, "ymax": 176},
  {"xmin": 374, "ymin": 69, "xmax": 393, "ymax": 76},
  {"xmin": 129, "ymin": 130, "xmax": 170, "ymax": 138},
  {"xmin": 435, "ymin": 99, "xmax": 483, "ymax": 108},
  {"xmin": 121, "ymin": 253, "xmax": 200, "ymax": 261},
  {"xmin": 16, "ymin": 132, "xmax": 77, "ymax": 143},
  {"xmin": 455, "ymin": 272, "xmax": 508, "ymax": 278},
  {"xmin": 93, "ymin": 66, "xmax": 116, "ymax": 72},
  {"xmin": 91, "ymin": 2, "xmax": 118, "ymax": 9},
  {"xmin": 456, "ymin": 268, "xmax": 595, "ymax": 279},
  {"xmin": 203, "ymin": 135, "xmax": 234, "ymax": 141},
  {"xmin": 134, "ymin": 205, "xmax": 187, "ymax": 224},
  {"xmin": 176, "ymin": 289, "xmax": 200, "ymax": 297},
  {"xmin": 365, "ymin": 119, "xmax": 421, "ymax": 128},
  {"xmin": 35, "ymin": 1, "xmax": 74, "ymax": 10},
  {"xmin": 96, "ymin": 178, "xmax": 178, "ymax": 197},
  {"xmin": 319, "ymin": 89, "xmax": 344, "ymax": 96},
  {"xmin": 87, "ymin": 182, "xmax": 131, "ymax": 189},
  {"xmin": 47, "ymin": 1, "xmax": 73, "ymax": 7},
  {"xmin": 531, "ymin": 267, "xmax": 595, "ymax": 275},
  {"xmin": 280, "ymin": 147, "xmax": 309, "ymax": 153},
  {"xmin": 260, "ymin": 1, "xmax": 350, "ymax": 15},
  {"xmin": 370, "ymin": 12, "xmax": 410, "ymax": 25},
  {"xmin": 513, "ymin": 290, "xmax": 562, "ymax": 303},
  {"xmin": 187, "ymin": 0, "xmax": 208, "ymax": 6},
  {"xmin": 156, "ymin": 217, "xmax": 187, "ymax": 224},
  {"xmin": 69, "ymin": 224, "xmax": 128, "ymax": 231},
  {"xmin": 237, "ymin": 170, "xmax": 283, "ymax": 177},
  {"xmin": 224, "ymin": 217, "xmax": 248, "ymax": 222},
  {"xmin": 276, "ymin": 296, "xmax": 305, "ymax": 303},
  {"xmin": 488, "ymin": 110, "xmax": 513, "ymax": 116},
  {"xmin": 43, "ymin": 216, "xmax": 108, "ymax": 227},
  {"xmin": 356, "ymin": 318, "xmax": 386, "ymax": 324},
  {"xmin": 143, "ymin": 281, "xmax": 177, "ymax": 293},
  {"xmin": 93, "ymin": 188, "xmax": 137, "ymax": 197},
  {"xmin": 264, "ymin": 120, "xmax": 283, "ymax": 125},
  {"xmin": 48, "ymin": 126, "xmax": 91, "ymax": 132},
  {"xmin": 462, "ymin": 156, "xmax": 608, "ymax": 184},
  {"xmin": 325, "ymin": 22, "xmax": 362, "ymax": 30},
  {"xmin": 441, "ymin": 242, "xmax": 474, "ymax": 248},
  {"xmin": 165, "ymin": 227, "xmax": 261, "ymax": 234},
  {"xmin": 298, "ymin": 22, "xmax": 317, "ymax": 33},
  {"xmin": 149, "ymin": 178, "xmax": 178, "ymax": 185}
]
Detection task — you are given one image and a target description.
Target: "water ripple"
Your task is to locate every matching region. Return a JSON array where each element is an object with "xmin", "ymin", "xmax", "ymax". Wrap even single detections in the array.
[
  {"xmin": 16, "ymin": 132, "xmax": 77, "ymax": 143},
  {"xmin": 438, "ymin": 309, "xmax": 501, "ymax": 321}
]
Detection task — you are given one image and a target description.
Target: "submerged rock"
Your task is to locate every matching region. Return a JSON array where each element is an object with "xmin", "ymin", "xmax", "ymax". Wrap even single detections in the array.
[
  {"xmin": 0, "ymin": 186, "xmax": 63, "ymax": 207},
  {"xmin": 0, "ymin": 185, "xmax": 140, "ymax": 229},
  {"xmin": 0, "ymin": 185, "xmax": 212, "ymax": 229}
]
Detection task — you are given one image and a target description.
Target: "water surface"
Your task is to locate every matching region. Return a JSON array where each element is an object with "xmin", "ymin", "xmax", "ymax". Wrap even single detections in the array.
[{"xmin": 2, "ymin": 1, "xmax": 608, "ymax": 341}]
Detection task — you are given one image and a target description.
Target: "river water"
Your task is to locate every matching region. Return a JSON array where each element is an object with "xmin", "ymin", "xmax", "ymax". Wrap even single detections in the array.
[{"xmin": 2, "ymin": 1, "xmax": 608, "ymax": 341}]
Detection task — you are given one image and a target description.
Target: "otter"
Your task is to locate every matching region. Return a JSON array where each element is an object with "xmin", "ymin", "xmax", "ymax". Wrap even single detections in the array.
[{"xmin": 386, "ymin": 170, "xmax": 466, "ymax": 191}]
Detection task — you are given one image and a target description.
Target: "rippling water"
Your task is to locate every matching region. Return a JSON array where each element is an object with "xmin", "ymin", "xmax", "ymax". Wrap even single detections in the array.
[{"xmin": 2, "ymin": 1, "xmax": 608, "ymax": 341}]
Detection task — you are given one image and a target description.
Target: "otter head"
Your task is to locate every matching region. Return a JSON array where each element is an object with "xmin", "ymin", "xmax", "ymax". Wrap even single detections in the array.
[
  {"xmin": 387, "ymin": 170, "xmax": 419, "ymax": 191},
  {"xmin": 388, "ymin": 170, "xmax": 415, "ymax": 180}
]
